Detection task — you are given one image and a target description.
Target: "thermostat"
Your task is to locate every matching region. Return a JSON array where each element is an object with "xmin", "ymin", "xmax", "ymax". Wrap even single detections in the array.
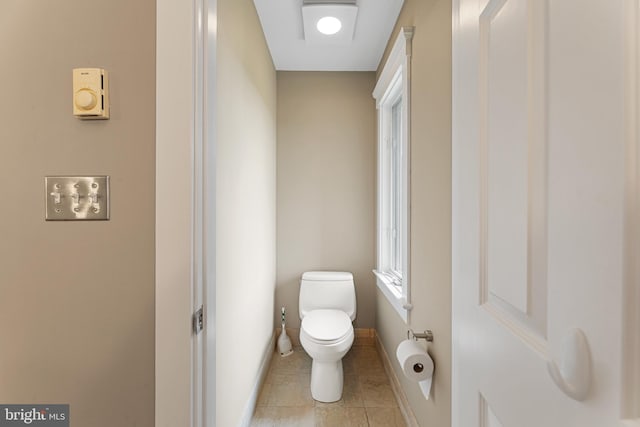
[{"xmin": 73, "ymin": 68, "xmax": 109, "ymax": 119}]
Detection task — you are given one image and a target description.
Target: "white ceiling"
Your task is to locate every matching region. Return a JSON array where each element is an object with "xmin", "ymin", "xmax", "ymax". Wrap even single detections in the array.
[{"xmin": 253, "ymin": 0, "xmax": 405, "ymax": 71}]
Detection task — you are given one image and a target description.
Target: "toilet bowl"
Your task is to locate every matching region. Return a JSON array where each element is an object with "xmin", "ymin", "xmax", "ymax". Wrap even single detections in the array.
[
  {"xmin": 300, "ymin": 309, "xmax": 354, "ymax": 402},
  {"xmin": 298, "ymin": 271, "xmax": 357, "ymax": 402}
]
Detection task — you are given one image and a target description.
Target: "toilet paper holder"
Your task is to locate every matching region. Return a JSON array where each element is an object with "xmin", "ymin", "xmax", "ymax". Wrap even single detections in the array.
[{"xmin": 408, "ymin": 329, "xmax": 434, "ymax": 342}]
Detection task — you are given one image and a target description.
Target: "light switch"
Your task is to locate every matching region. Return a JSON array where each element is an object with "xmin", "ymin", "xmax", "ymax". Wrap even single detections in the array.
[
  {"xmin": 72, "ymin": 68, "xmax": 109, "ymax": 120},
  {"xmin": 45, "ymin": 176, "xmax": 110, "ymax": 221}
]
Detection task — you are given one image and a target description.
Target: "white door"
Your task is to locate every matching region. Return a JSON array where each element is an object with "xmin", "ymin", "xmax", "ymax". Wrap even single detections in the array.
[{"xmin": 452, "ymin": 0, "xmax": 640, "ymax": 426}]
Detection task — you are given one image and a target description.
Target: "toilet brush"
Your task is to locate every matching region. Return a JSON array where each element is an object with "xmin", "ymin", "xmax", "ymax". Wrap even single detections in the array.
[{"xmin": 277, "ymin": 306, "xmax": 293, "ymax": 357}]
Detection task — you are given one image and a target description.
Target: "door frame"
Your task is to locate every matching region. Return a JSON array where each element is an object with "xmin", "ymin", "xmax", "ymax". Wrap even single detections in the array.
[{"xmin": 156, "ymin": 0, "xmax": 215, "ymax": 425}]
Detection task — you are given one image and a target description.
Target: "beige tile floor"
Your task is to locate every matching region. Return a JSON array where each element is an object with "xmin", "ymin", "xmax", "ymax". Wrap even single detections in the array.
[{"xmin": 251, "ymin": 345, "xmax": 407, "ymax": 427}]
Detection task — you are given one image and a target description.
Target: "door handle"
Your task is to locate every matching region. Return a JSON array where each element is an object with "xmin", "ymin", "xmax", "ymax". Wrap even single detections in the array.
[{"xmin": 546, "ymin": 328, "xmax": 592, "ymax": 401}]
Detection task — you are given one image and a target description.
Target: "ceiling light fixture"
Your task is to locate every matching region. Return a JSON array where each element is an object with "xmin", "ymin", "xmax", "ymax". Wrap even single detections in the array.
[
  {"xmin": 302, "ymin": 2, "xmax": 357, "ymax": 45},
  {"xmin": 316, "ymin": 16, "xmax": 342, "ymax": 35}
]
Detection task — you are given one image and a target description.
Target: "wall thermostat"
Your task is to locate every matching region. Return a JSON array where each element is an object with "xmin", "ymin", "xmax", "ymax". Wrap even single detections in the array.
[{"xmin": 72, "ymin": 68, "xmax": 109, "ymax": 120}]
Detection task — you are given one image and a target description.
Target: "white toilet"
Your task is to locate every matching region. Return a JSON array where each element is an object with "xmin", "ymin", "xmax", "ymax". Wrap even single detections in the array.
[{"xmin": 299, "ymin": 271, "xmax": 356, "ymax": 402}]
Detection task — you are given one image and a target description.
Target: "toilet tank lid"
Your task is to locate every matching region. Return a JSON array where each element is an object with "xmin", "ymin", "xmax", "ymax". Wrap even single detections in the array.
[{"xmin": 302, "ymin": 271, "xmax": 353, "ymax": 281}]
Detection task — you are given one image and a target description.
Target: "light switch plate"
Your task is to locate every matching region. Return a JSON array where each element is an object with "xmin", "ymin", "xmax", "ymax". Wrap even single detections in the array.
[{"xmin": 45, "ymin": 176, "xmax": 110, "ymax": 221}]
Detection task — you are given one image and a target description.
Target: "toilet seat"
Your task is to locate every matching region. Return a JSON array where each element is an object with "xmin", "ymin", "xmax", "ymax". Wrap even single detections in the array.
[{"xmin": 301, "ymin": 309, "xmax": 352, "ymax": 344}]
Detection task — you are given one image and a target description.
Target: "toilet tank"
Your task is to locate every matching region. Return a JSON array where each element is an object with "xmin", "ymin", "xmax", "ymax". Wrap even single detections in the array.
[{"xmin": 299, "ymin": 271, "xmax": 356, "ymax": 320}]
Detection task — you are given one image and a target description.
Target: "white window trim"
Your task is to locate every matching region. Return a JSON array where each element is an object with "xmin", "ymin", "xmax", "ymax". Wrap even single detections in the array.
[{"xmin": 373, "ymin": 27, "xmax": 414, "ymax": 323}]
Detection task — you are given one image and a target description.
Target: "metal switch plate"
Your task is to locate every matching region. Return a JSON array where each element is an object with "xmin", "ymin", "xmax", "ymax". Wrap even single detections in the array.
[{"xmin": 45, "ymin": 176, "xmax": 110, "ymax": 221}]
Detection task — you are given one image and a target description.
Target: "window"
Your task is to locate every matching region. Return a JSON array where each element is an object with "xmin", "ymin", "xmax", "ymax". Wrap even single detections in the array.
[
  {"xmin": 390, "ymin": 98, "xmax": 403, "ymax": 279},
  {"xmin": 372, "ymin": 27, "xmax": 413, "ymax": 322}
]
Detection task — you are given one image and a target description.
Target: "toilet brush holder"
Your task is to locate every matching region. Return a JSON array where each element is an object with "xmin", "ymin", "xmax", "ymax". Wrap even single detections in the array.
[
  {"xmin": 278, "ymin": 325, "xmax": 293, "ymax": 357},
  {"xmin": 277, "ymin": 307, "xmax": 293, "ymax": 357}
]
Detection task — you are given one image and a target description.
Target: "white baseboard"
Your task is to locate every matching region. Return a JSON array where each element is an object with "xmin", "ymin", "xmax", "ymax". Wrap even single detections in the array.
[
  {"xmin": 375, "ymin": 334, "xmax": 419, "ymax": 427},
  {"xmin": 238, "ymin": 330, "xmax": 277, "ymax": 427}
]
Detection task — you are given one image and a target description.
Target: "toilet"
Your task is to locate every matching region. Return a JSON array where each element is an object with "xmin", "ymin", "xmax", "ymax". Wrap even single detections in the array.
[{"xmin": 298, "ymin": 271, "xmax": 356, "ymax": 402}]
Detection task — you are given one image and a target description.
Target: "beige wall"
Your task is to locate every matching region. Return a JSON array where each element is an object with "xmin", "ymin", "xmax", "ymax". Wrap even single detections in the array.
[
  {"xmin": 0, "ymin": 0, "xmax": 155, "ymax": 426},
  {"xmin": 375, "ymin": 1, "xmax": 453, "ymax": 426},
  {"xmin": 216, "ymin": 0, "xmax": 277, "ymax": 425},
  {"xmin": 276, "ymin": 72, "xmax": 377, "ymax": 329}
]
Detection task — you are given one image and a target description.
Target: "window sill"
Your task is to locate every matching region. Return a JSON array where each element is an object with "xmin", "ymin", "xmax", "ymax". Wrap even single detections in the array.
[{"xmin": 373, "ymin": 270, "xmax": 408, "ymax": 323}]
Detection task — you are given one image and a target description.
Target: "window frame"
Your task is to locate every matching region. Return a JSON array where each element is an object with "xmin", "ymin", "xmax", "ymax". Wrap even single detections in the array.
[{"xmin": 372, "ymin": 27, "xmax": 414, "ymax": 323}]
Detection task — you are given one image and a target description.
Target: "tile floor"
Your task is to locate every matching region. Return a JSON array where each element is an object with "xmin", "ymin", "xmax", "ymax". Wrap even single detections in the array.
[{"xmin": 251, "ymin": 344, "xmax": 407, "ymax": 427}]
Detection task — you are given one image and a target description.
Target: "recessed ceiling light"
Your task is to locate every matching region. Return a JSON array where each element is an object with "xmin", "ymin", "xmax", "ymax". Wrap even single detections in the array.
[{"xmin": 316, "ymin": 16, "xmax": 342, "ymax": 35}]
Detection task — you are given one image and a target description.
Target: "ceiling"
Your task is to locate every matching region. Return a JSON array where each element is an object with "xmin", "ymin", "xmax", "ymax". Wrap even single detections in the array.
[{"xmin": 253, "ymin": 0, "xmax": 405, "ymax": 71}]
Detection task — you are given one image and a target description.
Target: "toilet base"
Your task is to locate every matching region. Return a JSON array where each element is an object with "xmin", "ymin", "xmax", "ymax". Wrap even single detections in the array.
[{"xmin": 310, "ymin": 359, "xmax": 344, "ymax": 402}]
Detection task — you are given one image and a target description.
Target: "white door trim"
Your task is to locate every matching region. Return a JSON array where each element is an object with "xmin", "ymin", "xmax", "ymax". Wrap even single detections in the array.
[
  {"xmin": 203, "ymin": 0, "xmax": 217, "ymax": 426},
  {"xmin": 156, "ymin": 0, "xmax": 213, "ymax": 425},
  {"xmin": 192, "ymin": 0, "xmax": 206, "ymax": 425},
  {"xmin": 155, "ymin": 0, "xmax": 196, "ymax": 424}
]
